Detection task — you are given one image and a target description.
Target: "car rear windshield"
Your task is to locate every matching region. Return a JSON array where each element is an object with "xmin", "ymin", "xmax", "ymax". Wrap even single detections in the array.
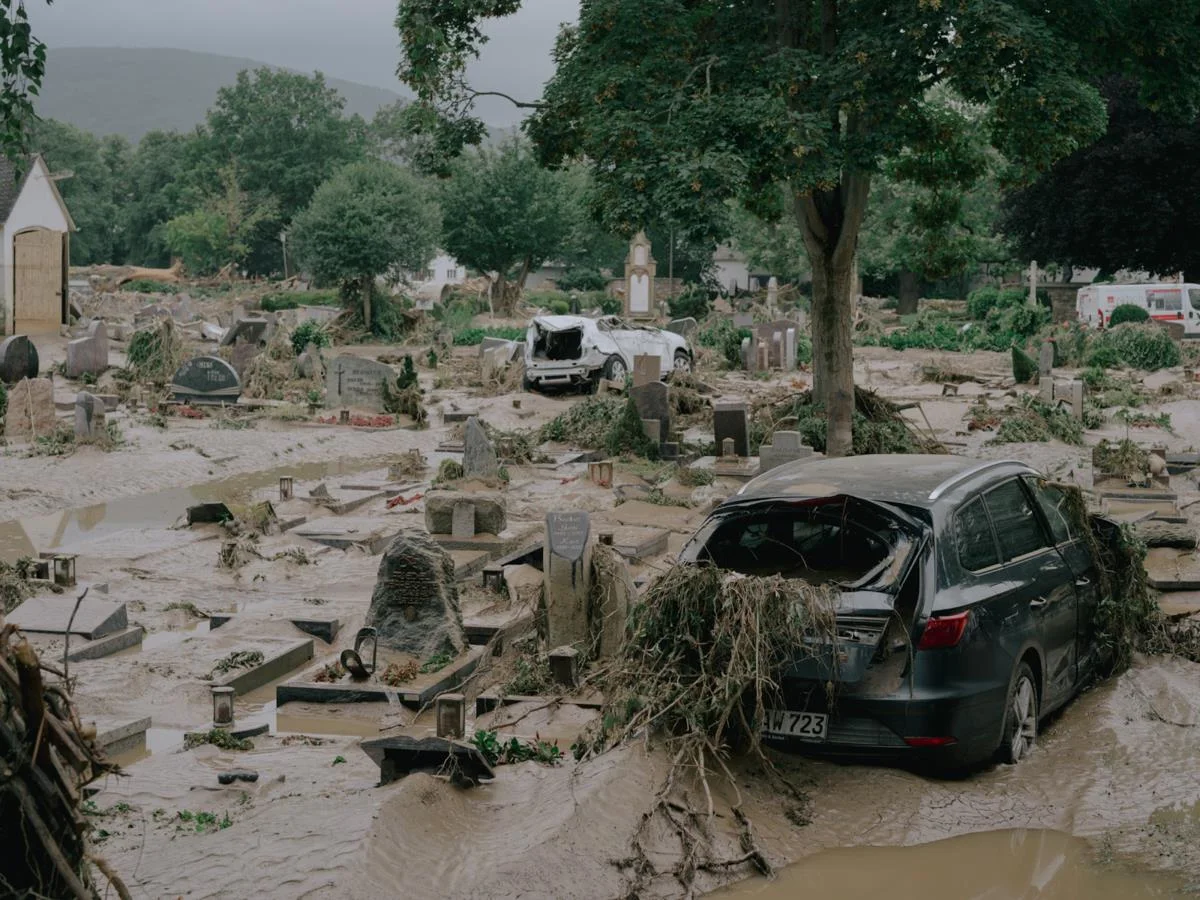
[
  {"xmin": 531, "ymin": 324, "xmax": 583, "ymax": 361},
  {"xmin": 680, "ymin": 496, "xmax": 918, "ymax": 590}
]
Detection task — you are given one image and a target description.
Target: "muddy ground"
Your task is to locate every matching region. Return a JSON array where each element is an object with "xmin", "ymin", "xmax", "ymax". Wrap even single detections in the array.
[{"xmin": 4, "ymin": 295, "xmax": 1200, "ymax": 898}]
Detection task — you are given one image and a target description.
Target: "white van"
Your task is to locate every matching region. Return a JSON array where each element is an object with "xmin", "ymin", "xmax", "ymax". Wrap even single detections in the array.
[{"xmin": 1076, "ymin": 283, "xmax": 1200, "ymax": 335}]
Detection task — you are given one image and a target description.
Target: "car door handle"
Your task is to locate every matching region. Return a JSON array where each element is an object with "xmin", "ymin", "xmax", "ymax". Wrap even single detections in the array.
[
  {"xmin": 1075, "ymin": 577, "xmax": 1090, "ymax": 588},
  {"xmin": 1029, "ymin": 597, "xmax": 1049, "ymax": 609}
]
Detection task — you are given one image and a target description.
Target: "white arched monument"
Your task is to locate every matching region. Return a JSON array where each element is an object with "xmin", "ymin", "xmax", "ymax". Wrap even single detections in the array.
[{"xmin": 624, "ymin": 231, "xmax": 656, "ymax": 319}]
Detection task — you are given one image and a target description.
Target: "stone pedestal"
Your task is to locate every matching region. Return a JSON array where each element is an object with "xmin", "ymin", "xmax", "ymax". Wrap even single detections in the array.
[{"xmin": 758, "ymin": 431, "xmax": 814, "ymax": 473}]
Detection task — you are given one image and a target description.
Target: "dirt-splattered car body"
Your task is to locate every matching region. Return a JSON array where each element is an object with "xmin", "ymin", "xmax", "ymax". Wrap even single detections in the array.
[
  {"xmin": 680, "ymin": 454, "xmax": 1104, "ymax": 768},
  {"xmin": 523, "ymin": 315, "xmax": 692, "ymax": 390}
]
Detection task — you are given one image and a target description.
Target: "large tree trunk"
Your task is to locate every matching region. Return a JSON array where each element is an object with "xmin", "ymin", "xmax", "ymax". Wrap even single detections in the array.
[
  {"xmin": 491, "ymin": 271, "xmax": 511, "ymax": 317},
  {"xmin": 516, "ymin": 254, "xmax": 534, "ymax": 290},
  {"xmin": 795, "ymin": 175, "xmax": 870, "ymax": 458},
  {"xmin": 361, "ymin": 280, "xmax": 372, "ymax": 331},
  {"xmin": 897, "ymin": 270, "xmax": 920, "ymax": 315}
]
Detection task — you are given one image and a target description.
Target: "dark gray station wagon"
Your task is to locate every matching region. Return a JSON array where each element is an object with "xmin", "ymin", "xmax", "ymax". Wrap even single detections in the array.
[{"xmin": 679, "ymin": 455, "xmax": 1103, "ymax": 768}]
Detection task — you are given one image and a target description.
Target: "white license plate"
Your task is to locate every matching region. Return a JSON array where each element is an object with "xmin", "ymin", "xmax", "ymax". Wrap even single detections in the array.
[{"xmin": 763, "ymin": 709, "xmax": 828, "ymax": 741}]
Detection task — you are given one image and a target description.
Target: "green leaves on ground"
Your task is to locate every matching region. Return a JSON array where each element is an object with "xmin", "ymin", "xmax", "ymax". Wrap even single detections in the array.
[{"xmin": 471, "ymin": 729, "xmax": 562, "ymax": 767}]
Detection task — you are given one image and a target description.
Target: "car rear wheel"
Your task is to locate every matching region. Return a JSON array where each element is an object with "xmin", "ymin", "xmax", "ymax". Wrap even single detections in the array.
[
  {"xmin": 603, "ymin": 355, "xmax": 628, "ymax": 383},
  {"xmin": 999, "ymin": 662, "xmax": 1038, "ymax": 764},
  {"xmin": 672, "ymin": 350, "xmax": 692, "ymax": 373}
]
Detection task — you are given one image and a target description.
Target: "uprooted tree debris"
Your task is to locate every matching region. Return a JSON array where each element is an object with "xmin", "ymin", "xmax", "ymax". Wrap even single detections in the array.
[
  {"xmin": 574, "ymin": 563, "xmax": 839, "ymax": 896},
  {"xmin": 1, "ymin": 615, "xmax": 129, "ymax": 898}
]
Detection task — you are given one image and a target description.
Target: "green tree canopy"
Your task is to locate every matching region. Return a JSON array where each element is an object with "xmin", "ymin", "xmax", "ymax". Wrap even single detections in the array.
[
  {"xmin": 398, "ymin": 0, "xmax": 1200, "ymax": 455},
  {"xmin": 0, "ymin": 0, "xmax": 50, "ymax": 158},
  {"xmin": 30, "ymin": 119, "xmax": 129, "ymax": 264},
  {"xmin": 194, "ymin": 67, "xmax": 368, "ymax": 273},
  {"xmin": 165, "ymin": 167, "xmax": 277, "ymax": 275},
  {"xmin": 1001, "ymin": 77, "xmax": 1200, "ymax": 282},
  {"xmin": 290, "ymin": 160, "xmax": 441, "ymax": 327},
  {"xmin": 439, "ymin": 138, "xmax": 570, "ymax": 314},
  {"xmin": 122, "ymin": 130, "xmax": 201, "ymax": 267}
]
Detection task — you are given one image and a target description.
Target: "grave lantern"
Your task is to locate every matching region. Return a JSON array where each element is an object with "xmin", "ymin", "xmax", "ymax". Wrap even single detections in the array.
[
  {"xmin": 279, "ymin": 476, "xmax": 294, "ymax": 501},
  {"xmin": 53, "ymin": 554, "xmax": 77, "ymax": 588},
  {"xmin": 211, "ymin": 686, "xmax": 235, "ymax": 727}
]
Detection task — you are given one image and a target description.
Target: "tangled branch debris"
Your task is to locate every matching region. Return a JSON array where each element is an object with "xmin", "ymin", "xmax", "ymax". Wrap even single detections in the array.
[
  {"xmin": 576, "ymin": 564, "xmax": 838, "ymax": 896},
  {"xmin": 126, "ymin": 318, "xmax": 185, "ymax": 387},
  {"xmin": 754, "ymin": 386, "xmax": 943, "ymax": 455},
  {"xmin": 1, "ymin": 617, "xmax": 120, "ymax": 898}
]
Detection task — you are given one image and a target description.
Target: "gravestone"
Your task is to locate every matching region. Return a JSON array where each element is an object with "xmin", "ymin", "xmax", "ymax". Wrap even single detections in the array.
[
  {"xmin": 624, "ymin": 232, "xmax": 656, "ymax": 319},
  {"xmin": 714, "ymin": 401, "xmax": 750, "ymax": 458},
  {"xmin": 1039, "ymin": 341, "xmax": 1055, "ymax": 378},
  {"xmin": 462, "ymin": 417, "xmax": 499, "ymax": 478},
  {"xmin": 632, "ymin": 354, "xmax": 661, "ymax": 387},
  {"xmin": 756, "ymin": 340, "xmax": 769, "ymax": 372},
  {"xmin": 169, "ymin": 356, "xmax": 241, "ymax": 405},
  {"xmin": 767, "ymin": 276, "xmax": 779, "ymax": 310},
  {"xmin": 544, "ymin": 512, "xmax": 592, "ymax": 647},
  {"xmin": 74, "ymin": 391, "xmax": 106, "ymax": 441},
  {"xmin": 630, "ymin": 381, "xmax": 671, "ymax": 441},
  {"xmin": 452, "ymin": 503, "xmax": 476, "ymax": 539},
  {"xmin": 367, "ymin": 530, "xmax": 465, "ymax": 659},
  {"xmin": 230, "ymin": 342, "xmax": 260, "ymax": 379},
  {"xmin": 296, "ymin": 342, "xmax": 325, "ymax": 380},
  {"xmin": 784, "ymin": 328, "xmax": 797, "ymax": 371},
  {"xmin": 4, "ymin": 378, "xmax": 55, "ymax": 440},
  {"xmin": 325, "ymin": 355, "xmax": 393, "ymax": 411},
  {"xmin": 733, "ymin": 313, "xmax": 754, "ymax": 330},
  {"xmin": 665, "ymin": 318, "xmax": 698, "ymax": 338},
  {"xmin": 759, "ymin": 431, "xmax": 814, "ymax": 473},
  {"xmin": 425, "ymin": 491, "xmax": 507, "ymax": 535},
  {"xmin": 480, "ymin": 345, "xmax": 509, "ymax": 381},
  {"xmin": 7, "ymin": 595, "xmax": 128, "ymax": 639},
  {"xmin": 741, "ymin": 337, "xmax": 754, "ymax": 373},
  {"xmin": 641, "ymin": 418, "xmax": 661, "ymax": 444},
  {"xmin": 594, "ymin": 547, "xmax": 634, "ymax": 659},
  {"xmin": 221, "ymin": 316, "xmax": 270, "ymax": 347},
  {"xmin": 65, "ymin": 321, "xmax": 109, "ymax": 379},
  {"xmin": 0, "ymin": 334, "xmax": 38, "ymax": 384}
]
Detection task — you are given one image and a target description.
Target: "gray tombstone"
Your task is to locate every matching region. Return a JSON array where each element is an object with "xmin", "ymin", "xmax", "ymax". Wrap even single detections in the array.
[
  {"xmin": 632, "ymin": 354, "xmax": 661, "ymax": 387},
  {"xmin": 665, "ymin": 317, "xmax": 698, "ymax": 338},
  {"xmin": 221, "ymin": 317, "xmax": 270, "ymax": 347},
  {"xmin": 296, "ymin": 342, "xmax": 325, "ymax": 380},
  {"xmin": 65, "ymin": 321, "xmax": 109, "ymax": 379},
  {"xmin": 0, "ymin": 334, "xmax": 39, "ymax": 384},
  {"xmin": 4, "ymin": 378, "xmax": 55, "ymax": 440},
  {"xmin": 641, "ymin": 418, "xmax": 661, "ymax": 444},
  {"xmin": 230, "ymin": 342, "xmax": 260, "ymax": 379},
  {"xmin": 714, "ymin": 400, "xmax": 750, "ymax": 458},
  {"xmin": 733, "ymin": 313, "xmax": 754, "ymax": 330},
  {"xmin": 462, "ymin": 417, "xmax": 499, "ymax": 479},
  {"xmin": 544, "ymin": 512, "xmax": 592, "ymax": 648},
  {"xmin": 170, "ymin": 356, "xmax": 242, "ymax": 405},
  {"xmin": 74, "ymin": 391, "xmax": 107, "ymax": 441},
  {"xmin": 1039, "ymin": 341, "xmax": 1055, "ymax": 378},
  {"xmin": 451, "ymin": 503, "xmax": 476, "ymax": 539},
  {"xmin": 367, "ymin": 530, "xmax": 465, "ymax": 659},
  {"xmin": 1039, "ymin": 376, "xmax": 1054, "ymax": 404},
  {"xmin": 630, "ymin": 380, "xmax": 671, "ymax": 441},
  {"xmin": 325, "ymin": 355, "xmax": 393, "ymax": 411},
  {"xmin": 784, "ymin": 328, "xmax": 797, "ymax": 372},
  {"xmin": 759, "ymin": 431, "xmax": 815, "ymax": 473},
  {"xmin": 767, "ymin": 276, "xmax": 779, "ymax": 310},
  {"xmin": 756, "ymin": 340, "xmax": 769, "ymax": 372},
  {"xmin": 741, "ymin": 337, "xmax": 754, "ymax": 372},
  {"xmin": 425, "ymin": 491, "xmax": 506, "ymax": 535}
]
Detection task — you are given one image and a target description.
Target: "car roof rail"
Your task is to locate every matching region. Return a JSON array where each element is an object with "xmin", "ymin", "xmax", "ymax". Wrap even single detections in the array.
[{"xmin": 927, "ymin": 460, "xmax": 1025, "ymax": 502}]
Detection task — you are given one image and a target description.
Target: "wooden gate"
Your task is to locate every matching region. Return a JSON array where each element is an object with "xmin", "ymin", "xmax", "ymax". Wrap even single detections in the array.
[{"xmin": 13, "ymin": 227, "xmax": 63, "ymax": 333}]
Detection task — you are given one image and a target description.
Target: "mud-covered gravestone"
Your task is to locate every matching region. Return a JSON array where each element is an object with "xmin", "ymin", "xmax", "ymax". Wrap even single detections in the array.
[
  {"xmin": 4, "ymin": 378, "xmax": 55, "ymax": 440},
  {"xmin": 462, "ymin": 417, "xmax": 498, "ymax": 479},
  {"xmin": 65, "ymin": 321, "xmax": 108, "ymax": 379},
  {"xmin": 713, "ymin": 400, "xmax": 750, "ymax": 458},
  {"xmin": 0, "ymin": 334, "xmax": 39, "ymax": 384},
  {"xmin": 170, "ymin": 356, "xmax": 241, "ymax": 404},
  {"xmin": 367, "ymin": 530, "xmax": 465, "ymax": 659},
  {"xmin": 326, "ymin": 355, "xmax": 393, "ymax": 411},
  {"xmin": 74, "ymin": 391, "xmax": 106, "ymax": 441},
  {"xmin": 544, "ymin": 511, "xmax": 592, "ymax": 648}
]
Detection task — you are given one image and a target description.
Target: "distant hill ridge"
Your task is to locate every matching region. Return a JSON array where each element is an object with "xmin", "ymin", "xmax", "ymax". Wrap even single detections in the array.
[{"xmin": 36, "ymin": 46, "xmax": 409, "ymax": 143}]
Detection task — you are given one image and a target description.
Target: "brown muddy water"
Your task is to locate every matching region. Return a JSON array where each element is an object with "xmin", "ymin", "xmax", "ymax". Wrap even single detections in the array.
[
  {"xmin": 0, "ymin": 456, "xmax": 387, "ymax": 562},
  {"xmin": 719, "ymin": 829, "xmax": 1186, "ymax": 899}
]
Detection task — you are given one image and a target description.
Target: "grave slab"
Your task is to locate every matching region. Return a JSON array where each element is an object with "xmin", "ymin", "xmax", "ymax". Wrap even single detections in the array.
[
  {"xmin": 291, "ymin": 518, "xmax": 394, "ymax": 553},
  {"xmin": 360, "ymin": 735, "xmax": 494, "ymax": 785},
  {"xmin": 8, "ymin": 596, "xmax": 128, "ymax": 639},
  {"xmin": 66, "ymin": 625, "xmax": 144, "ymax": 662},
  {"xmin": 451, "ymin": 549, "xmax": 492, "ymax": 581},
  {"xmin": 277, "ymin": 646, "xmax": 484, "ymax": 708},
  {"xmin": 430, "ymin": 521, "xmax": 541, "ymax": 556},
  {"xmin": 213, "ymin": 638, "xmax": 314, "ymax": 695},
  {"xmin": 91, "ymin": 717, "xmax": 152, "ymax": 759}
]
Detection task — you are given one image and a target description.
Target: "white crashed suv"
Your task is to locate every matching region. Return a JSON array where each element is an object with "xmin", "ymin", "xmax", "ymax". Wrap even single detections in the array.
[{"xmin": 523, "ymin": 315, "xmax": 693, "ymax": 391}]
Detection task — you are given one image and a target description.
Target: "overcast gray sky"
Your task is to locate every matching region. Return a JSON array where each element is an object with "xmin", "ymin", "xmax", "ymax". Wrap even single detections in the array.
[{"xmin": 29, "ymin": 0, "xmax": 576, "ymax": 125}]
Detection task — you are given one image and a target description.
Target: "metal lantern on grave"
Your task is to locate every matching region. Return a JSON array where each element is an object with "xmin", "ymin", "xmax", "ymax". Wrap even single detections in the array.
[{"xmin": 624, "ymin": 231, "xmax": 657, "ymax": 320}]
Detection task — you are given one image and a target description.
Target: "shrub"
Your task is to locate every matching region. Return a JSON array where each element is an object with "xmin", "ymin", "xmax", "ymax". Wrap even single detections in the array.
[
  {"xmin": 261, "ymin": 289, "xmax": 340, "ymax": 312},
  {"xmin": 526, "ymin": 290, "xmax": 573, "ymax": 313},
  {"xmin": 989, "ymin": 302, "xmax": 1050, "ymax": 339},
  {"xmin": 597, "ymin": 293, "xmax": 623, "ymax": 315},
  {"xmin": 548, "ymin": 299, "xmax": 570, "ymax": 315},
  {"xmin": 433, "ymin": 294, "xmax": 482, "ymax": 331},
  {"xmin": 1092, "ymin": 323, "xmax": 1181, "ymax": 371},
  {"xmin": 557, "ymin": 268, "xmax": 608, "ymax": 292},
  {"xmin": 290, "ymin": 321, "xmax": 330, "ymax": 356},
  {"xmin": 1108, "ymin": 304, "xmax": 1150, "ymax": 326},
  {"xmin": 605, "ymin": 397, "xmax": 659, "ymax": 459},
  {"xmin": 697, "ymin": 317, "xmax": 752, "ymax": 367},
  {"xmin": 668, "ymin": 285, "xmax": 712, "ymax": 320},
  {"xmin": 966, "ymin": 286, "xmax": 1024, "ymax": 320},
  {"xmin": 123, "ymin": 279, "xmax": 178, "ymax": 295}
]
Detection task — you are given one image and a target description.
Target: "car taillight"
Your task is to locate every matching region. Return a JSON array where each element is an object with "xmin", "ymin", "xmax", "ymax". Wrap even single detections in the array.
[
  {"xmin": 917, "ymin": 611, "xmax": 970, "ymax": 651},
  {"xmin": 904, "ymin": 736, "xmax": 958, "ymax": 748}
]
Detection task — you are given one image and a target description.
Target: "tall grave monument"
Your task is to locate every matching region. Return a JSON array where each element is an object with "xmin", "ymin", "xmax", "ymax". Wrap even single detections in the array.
[{"xmin": 624, "ymin": 231, "xmax": 656, "ymax": 320}]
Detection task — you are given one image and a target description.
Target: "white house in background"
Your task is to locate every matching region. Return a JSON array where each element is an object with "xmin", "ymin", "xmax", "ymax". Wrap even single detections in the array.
[
  {"xmin": 1, "ymin": 154, "xmax": 75, "ymax": 336},
  {"xmin": 415, "ymin": 253, "xmax": 465, "ymax": 286},
  {"xmin": 711, "ymin": 243, "xmax": 773, "ymax": 295}
]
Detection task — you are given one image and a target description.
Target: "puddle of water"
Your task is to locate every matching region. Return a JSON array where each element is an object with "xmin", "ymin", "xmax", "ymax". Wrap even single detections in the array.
[
  {"xmin": 0, "ymin": 456, "xmax": 389, "ymax": 563},
  {"xmin": 717, "ymin": 829, "xmax": 1184, "ymax": 899}
]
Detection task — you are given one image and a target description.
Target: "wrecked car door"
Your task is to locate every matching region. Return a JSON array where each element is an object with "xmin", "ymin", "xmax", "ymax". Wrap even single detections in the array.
[{"xmin": 598, "ymin": 316, "xmax": 655, "ymax": 365}]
